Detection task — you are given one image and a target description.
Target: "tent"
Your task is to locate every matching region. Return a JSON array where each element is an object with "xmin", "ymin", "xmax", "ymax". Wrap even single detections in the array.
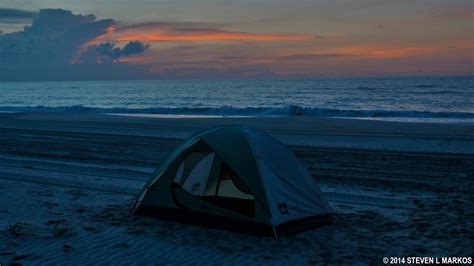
[{"xmin": 131, "ymin": 126, "xmax": 331, "ymax": 238}]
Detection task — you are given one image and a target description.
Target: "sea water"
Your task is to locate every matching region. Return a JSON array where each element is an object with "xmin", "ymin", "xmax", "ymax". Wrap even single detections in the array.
[{"xmin": 0, "ymin": 76, "xmax": 473, "ymax": 123}]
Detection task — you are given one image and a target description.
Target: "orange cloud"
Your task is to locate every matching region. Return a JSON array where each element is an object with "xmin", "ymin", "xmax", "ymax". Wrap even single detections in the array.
[
  {"xmin": 105, "ymin": 24, "xmax": 119, "ymax": 34},
  {"xmin": 320, "ymin": 41, "xmax": 474, "ymax": 59},
  {"xmin": 108, "ymin": 32, "xmax": 311, "ymax": 42},
  {"xmin": 332, "ymin": 45, "xmax": 439, "ymax": 58},
  {"xmin": 90, "ymin": 22, "xmax": 313, "ymax": 44}
]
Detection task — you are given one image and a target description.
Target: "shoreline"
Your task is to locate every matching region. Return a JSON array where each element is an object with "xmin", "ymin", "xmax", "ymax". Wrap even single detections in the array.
[
  {"xmin": 108, "ymin": 113, "xmax": 474, "ymax": 124},
  {"xmin": 2, "ymin": 109, "xmax": 474, "ymax": 124},
  {"xmin": 1, "ymin": 112, "xmax": 473, "ymax": 154}
]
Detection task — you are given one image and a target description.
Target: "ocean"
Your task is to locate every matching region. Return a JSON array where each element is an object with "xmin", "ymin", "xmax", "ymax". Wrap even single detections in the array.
[{"xmin": 0, "ymin": 76, "xmax": 473, "ymax": 123}]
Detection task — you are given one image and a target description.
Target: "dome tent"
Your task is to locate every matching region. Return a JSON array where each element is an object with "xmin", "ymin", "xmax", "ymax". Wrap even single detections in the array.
[{"xmin": 131, "ymin": 126, "xmax": 331, "ymax": 238}]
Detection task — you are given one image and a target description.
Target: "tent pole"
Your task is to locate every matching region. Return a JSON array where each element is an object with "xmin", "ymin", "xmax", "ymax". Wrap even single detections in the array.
[{"xmin": 271, "ymin": 223, "xmax": 278, "ymax": 240}]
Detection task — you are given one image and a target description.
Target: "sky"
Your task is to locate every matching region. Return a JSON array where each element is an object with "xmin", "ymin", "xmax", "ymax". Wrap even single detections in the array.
[{"xmin": 0, "ymin": 0, "xmax": 472, "ymax": 81}]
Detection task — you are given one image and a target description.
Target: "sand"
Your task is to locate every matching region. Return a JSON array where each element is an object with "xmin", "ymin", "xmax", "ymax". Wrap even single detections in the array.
[{"xmin": 0, "ymin": 113, "xmax": 473, "ymax": 265}]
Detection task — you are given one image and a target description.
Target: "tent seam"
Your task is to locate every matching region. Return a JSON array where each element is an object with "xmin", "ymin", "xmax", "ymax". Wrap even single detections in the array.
[{"xmin": 241, "ymin": 126, "xmax": 274, "ymax": 222}]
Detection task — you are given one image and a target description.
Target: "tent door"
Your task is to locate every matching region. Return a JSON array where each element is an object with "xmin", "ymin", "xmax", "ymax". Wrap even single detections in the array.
[
  {"xmin": 172, "ymin": 150, "xmax": 256, "ymax": 219},
  {"xmin": 171, "ymin": 183, "xmax": 253, "ymax": 220}
]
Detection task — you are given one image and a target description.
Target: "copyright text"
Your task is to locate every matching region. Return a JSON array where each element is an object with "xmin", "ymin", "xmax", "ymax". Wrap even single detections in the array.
[{"xmin": 383, "ymin": 257, "xmax": 472, "ymax": 264}]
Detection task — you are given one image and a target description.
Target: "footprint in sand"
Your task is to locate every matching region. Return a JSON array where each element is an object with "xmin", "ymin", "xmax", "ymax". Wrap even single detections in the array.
[
  {"xmin": 82, "ymin": 226, "xmax": 99, "ymax": 233},
  {"xmin": 37, "ymin": 192, "xmax": 54, "ymax": 197},
  {"xmin": 126, "ymin": 228, "xmax": 146, "ymax": 235},
  {"xmin": 44, "ymin": 201, "xmax": 60, "ymax": 208},
  {"xmin": 112, "ymin": 243, "xmax": 129, "ymax": 248},
  {"xmin": 63, "ymin": 244, "xmax": 72, "ymax": 252},
  {"xmin": 11, "ymin": 253, "xmax": 40, "ymax": 264},
  {"xmin": 47, "ymin": 219, "xmax": 66, "ymax": 224},
  {"xmin": 75, "ymin": 206, "xmax": 87, "ymax": 213},
  {"xmin": 66, "ymin": 189, "xmax": 89, "ymax": 200}
]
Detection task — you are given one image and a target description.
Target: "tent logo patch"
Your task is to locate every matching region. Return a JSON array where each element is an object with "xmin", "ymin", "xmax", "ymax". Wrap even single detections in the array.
[{"xmin": 278, "ymin": 203, "xmax": 289, "ymax": 214}]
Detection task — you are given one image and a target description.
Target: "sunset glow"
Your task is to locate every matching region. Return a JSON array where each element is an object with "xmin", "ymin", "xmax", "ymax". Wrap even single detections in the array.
[
  {"xmin": 91, "ymin": 26, "xmax": 313, "ymax": 43},
  {"xmin": 1, "ymin": 1, "xmax": 472, "ymax": 79}
]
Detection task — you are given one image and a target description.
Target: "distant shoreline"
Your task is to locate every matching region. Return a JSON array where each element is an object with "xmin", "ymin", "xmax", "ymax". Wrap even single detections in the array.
[
  {"xmin": 106, "ymin": 113, "xmax": 474, "ymax": 124},
  {"xmin": 1, "ymin": 112, "xmax": 473, "ymax": 154},
  {"xmin": 1, "ymin": 108, "xmax": 474, "ymax": 124}
]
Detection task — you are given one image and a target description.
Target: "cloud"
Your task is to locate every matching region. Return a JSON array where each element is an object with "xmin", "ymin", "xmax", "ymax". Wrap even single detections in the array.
[
  {"xmin": 121, "ymin": 41, "xmax": 150, "ymax": 56},
  {"xmin": 331, "ymin": 45, "xmax": 441, "ymax": 58},
  {"xmin": 278, "ymin": 53, "xmax": 353, "ymax": 61},
  {"xmin": 0, "ymin": 8, "xmax": 36, "ymax": 22},
  {"xmin": 0, "ymin": 9, "xmax": 152, "ymax": 81},
  {"xmin": 0, "ymin": 8, "xmax": 323, "ymax": 81},
  {"xmin": 79, "ymin": 41, "xmax": 150, "ymax": 63},
  {"xmin": 0, "ymin": 9, "xmax": 115, "ymax": 63},
  {"xmin": 91, "ymin": 21, "xmax": 314, "ymax": 43}
]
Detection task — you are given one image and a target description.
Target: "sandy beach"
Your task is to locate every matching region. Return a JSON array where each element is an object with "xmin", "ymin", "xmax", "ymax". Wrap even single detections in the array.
[{"xmin": 0, "ymin": 112, "xmax": 473, "ymax": 264}]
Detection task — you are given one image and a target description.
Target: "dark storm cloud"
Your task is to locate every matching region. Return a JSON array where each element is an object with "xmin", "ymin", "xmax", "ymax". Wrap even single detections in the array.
[
  {"xmin": 0, "ymin": 9, "xmax": 152, "ymax": 81},
  {"xmin": 80, "ymin": 41, "xmax": 150, "ymax": 63},
  {"xmin": 121, "ymin": 41, "xmax": 150, "ymax": 56}
]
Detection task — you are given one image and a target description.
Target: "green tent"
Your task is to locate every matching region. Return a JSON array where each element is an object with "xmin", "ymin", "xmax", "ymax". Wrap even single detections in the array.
[{"xmin": 131, "ymin": 126, "xmax": 331, "ymax": 238}]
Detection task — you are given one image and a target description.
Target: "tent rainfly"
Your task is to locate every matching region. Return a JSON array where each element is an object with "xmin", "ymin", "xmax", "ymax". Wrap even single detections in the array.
[{"xmin": 131, "ymin": 126, "xmax": 331, "ymax": 238}]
